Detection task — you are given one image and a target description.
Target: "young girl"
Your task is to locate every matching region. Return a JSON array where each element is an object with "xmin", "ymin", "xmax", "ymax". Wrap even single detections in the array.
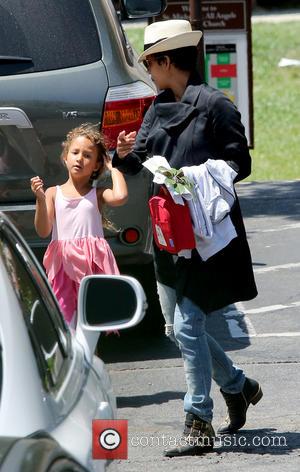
[{"xmin": 30, "ymin": 123, "xmax": 128, "ymax": 327}]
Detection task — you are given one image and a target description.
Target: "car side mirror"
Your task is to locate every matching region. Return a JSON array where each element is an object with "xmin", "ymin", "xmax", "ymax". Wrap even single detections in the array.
[
  {"xmin": 76, "ymin": 275, "xmax": 147, "ymax": 361},
  {"xmin": 120, "ymin": 0, "xmax": 166, "ymax": 19}
]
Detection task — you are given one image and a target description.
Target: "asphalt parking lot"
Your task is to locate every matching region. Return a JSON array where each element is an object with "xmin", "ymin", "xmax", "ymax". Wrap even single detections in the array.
[{"xmin": 100, "ymin": 180, "xmax": 300, "ymax": 472}]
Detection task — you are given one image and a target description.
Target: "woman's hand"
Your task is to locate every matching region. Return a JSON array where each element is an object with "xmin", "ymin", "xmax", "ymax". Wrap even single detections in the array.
[
  {"xmin": 30, "ymin": 176, "xmax": 45, "ymax": 200},
  {"xmin": 116, "ymin": 130, "xmax": 136, "ymax": 159}
]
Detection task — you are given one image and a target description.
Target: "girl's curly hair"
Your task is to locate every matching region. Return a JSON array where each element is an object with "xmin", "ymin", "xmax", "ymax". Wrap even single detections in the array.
[
  {"xmin": 61, "ymin": 123, "xmax": 116, "ymax": 231},
  {"xmin": 61, "ymin": 123, "xmax": 109, "ymax": 181}
]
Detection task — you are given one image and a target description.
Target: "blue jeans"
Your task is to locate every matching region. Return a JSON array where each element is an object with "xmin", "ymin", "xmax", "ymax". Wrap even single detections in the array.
[
  {"xmin": 174, "ymin": 296, "xmax": 245, "ymax": 423},
  {"xmin": 156, "ymin": 281, "xmax": 179, "ymax": 343}
]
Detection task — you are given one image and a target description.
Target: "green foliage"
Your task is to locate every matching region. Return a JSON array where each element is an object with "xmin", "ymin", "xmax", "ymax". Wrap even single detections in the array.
[
  {"xmin": 251, "ymin": 21, "xmax": 300, "ymax": 180},
  {"xmin": 157, "ymin": 166, "xmax": 194, "ymax": 194},
  {"xmin": 125, "ymin": 28, "xmax": 144, "ymax": 54},
  {"xmin": 125, "ymin": 21, "xmax": 300, "ymax": 181}
]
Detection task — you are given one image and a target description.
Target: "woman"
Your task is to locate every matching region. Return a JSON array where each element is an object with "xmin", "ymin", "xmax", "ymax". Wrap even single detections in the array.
[{"xmin": 113, "ymin": 19, "xmax": 262, "ymax": 457}]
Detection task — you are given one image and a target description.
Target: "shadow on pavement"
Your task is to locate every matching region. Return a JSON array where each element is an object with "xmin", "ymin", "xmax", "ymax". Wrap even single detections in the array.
[
  {"xmin": 213, "ymin": 428, "xmax": 300, "ymax": 455},
  {"xmin": 117, "ymin": 391, "xmax": 185, "ymax": 408},
  {"xmin": 237, "ymin": 180, "xmax": 300, "ymax": 221},
  {"xmin": 98, "ymin": 330, "xmax": 180, "ymax": 363}
]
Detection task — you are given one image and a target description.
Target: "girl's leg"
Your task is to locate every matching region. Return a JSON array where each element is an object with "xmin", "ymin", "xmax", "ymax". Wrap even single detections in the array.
[{"xmin": 51, "ymin": 266, "xmax": 77, "ymax": 326}]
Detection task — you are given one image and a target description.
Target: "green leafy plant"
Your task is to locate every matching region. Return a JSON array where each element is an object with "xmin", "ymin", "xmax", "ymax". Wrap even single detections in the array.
[{"xmin": 157, "ymin": 166, "xmax": 194, "ymax": 194}]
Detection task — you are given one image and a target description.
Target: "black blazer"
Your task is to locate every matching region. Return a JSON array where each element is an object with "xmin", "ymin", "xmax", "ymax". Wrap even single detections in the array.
[{"xmin": 113, "ymin": 73, "xmax": 257, "ymax": 313}]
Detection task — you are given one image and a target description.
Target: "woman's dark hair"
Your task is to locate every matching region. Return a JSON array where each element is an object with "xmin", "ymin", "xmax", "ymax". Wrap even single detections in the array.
[{"xmin": 153, "ymin": 46, "xmax": 198, "ymax": 72}]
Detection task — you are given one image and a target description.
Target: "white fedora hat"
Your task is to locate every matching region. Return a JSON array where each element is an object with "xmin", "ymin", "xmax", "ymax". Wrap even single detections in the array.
[{"xmin": 138, "ymin": 19, "xmax": 202, "ymax": 63}]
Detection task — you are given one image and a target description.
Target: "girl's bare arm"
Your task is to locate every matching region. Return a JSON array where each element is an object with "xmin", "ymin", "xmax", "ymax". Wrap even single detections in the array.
[
  {"xmin": 30, "ymin": 177, "xmax": 55, "ymax": 238},
  {"xmin": 100, "ymin": 158, "xmax": 128, "ymax": 207}
]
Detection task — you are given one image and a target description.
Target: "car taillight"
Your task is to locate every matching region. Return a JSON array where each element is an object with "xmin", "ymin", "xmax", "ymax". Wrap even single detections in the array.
[
  {"xmin": 101, "ymin": 82, "xmax": 156, "ymax": 150},
  {"xmin": 119, "ymin": 227, "xmax": 141, "ymax": 245}
]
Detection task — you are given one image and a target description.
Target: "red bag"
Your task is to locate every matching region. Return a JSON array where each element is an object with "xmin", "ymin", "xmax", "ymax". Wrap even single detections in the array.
[{"xmin": 148, "ymin": 186, "xmax": 196, "ymax": 254}]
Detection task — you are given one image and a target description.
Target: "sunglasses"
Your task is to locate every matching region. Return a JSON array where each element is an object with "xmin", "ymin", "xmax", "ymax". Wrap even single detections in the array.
[
  {"xmin": 142, "ymin": 58, "xmax": 153, "ymax": 70},
  {"xmin": 143, "ymin": 55, "xmax": 166, "ymax": 70}
]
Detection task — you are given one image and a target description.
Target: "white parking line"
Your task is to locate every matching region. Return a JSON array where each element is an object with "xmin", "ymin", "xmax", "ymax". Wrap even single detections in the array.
[
  {"xmin": 254, "ymin": 262, "xmax": 300, "ymax": 274},
  {"xmin": 255, "ymin": 332, "xmax": 300, "ymax": 337},
  {"xmin": 241, "ymin": 301, "xmax": 300, "ymax": 314},
  {"xmin": 249, "ymin": 222, "xmax": 300, "ymax": 233},
  {"xmin": 223, "ymin": 302, "xmax": 300, "ymax": 338}
]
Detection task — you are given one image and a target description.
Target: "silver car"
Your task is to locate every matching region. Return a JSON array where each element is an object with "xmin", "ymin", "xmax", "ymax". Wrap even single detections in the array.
[{"xmin": 0, "ymin": 211, "xmax": 147, "ymax": 471}]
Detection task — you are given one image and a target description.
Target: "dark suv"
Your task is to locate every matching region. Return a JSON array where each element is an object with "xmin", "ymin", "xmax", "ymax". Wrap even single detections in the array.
[{"xmin": 0, "ymin": 0, "xmax": 165, "ymax": 324}]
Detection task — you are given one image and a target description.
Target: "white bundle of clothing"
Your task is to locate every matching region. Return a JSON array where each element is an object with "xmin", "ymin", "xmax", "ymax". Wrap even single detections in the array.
[
  {"xmin": 181, "ymin": 160, "xmax": 237, "ymax": 260},
  {"xmin": 143, "ymin": 156, "xmax": 238, "ymax": 261}
]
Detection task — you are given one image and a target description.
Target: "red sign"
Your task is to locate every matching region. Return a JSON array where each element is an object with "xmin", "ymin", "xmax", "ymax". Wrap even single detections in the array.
[
  {"xmin": 211, "ymin": 64, "xmax": 237, "ymax": 78},
  {"xmin": 92, "ymin": 419, "xmax": 128, "ymax": 460}
]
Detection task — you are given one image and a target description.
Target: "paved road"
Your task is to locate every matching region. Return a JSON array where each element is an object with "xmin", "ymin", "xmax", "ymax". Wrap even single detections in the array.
[
  {"xmin": 100, "ymin": 180, "xmax": 300, "ymax": 472},
  {"xmin": 251, "ymin": 8, "xmax": 300, "ymax": 23}
]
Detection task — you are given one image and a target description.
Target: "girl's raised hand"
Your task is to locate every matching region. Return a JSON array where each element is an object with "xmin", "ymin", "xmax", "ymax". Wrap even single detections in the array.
[{"xmin": 30, "ymin": 176, "xmax": 45, "ymax": 200}]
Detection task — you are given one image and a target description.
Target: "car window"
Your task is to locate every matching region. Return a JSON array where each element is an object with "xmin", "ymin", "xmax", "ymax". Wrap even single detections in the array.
[
  {"xmin": 0, "ymin": 231, "xmax": 70, "ymax": 391},
  {"xmin": 107, "ymin": 0, "xmax": 135, "ymax": 65},
  {"xmin": 0, "ymin": 127, "xmax": 47, "ymax": 185},
  {"xmin": 0, "ymin": 0, "xmax": 101, "ymax": 76}
]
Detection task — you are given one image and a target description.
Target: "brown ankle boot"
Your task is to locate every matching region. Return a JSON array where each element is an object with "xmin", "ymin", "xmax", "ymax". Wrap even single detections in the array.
[
  {"xmin": 164, "ymin": 416, "xmax": 215, "ymax": 457},
  {"xmin": 218, "ymin": 377, "xmax": 263, "ymax": 434}
]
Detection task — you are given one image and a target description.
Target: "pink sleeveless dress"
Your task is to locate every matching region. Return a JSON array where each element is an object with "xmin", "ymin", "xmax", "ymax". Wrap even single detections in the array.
[{"xmin": 43, "ymin": 186, "xmax": 119, "ymax": 325}]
